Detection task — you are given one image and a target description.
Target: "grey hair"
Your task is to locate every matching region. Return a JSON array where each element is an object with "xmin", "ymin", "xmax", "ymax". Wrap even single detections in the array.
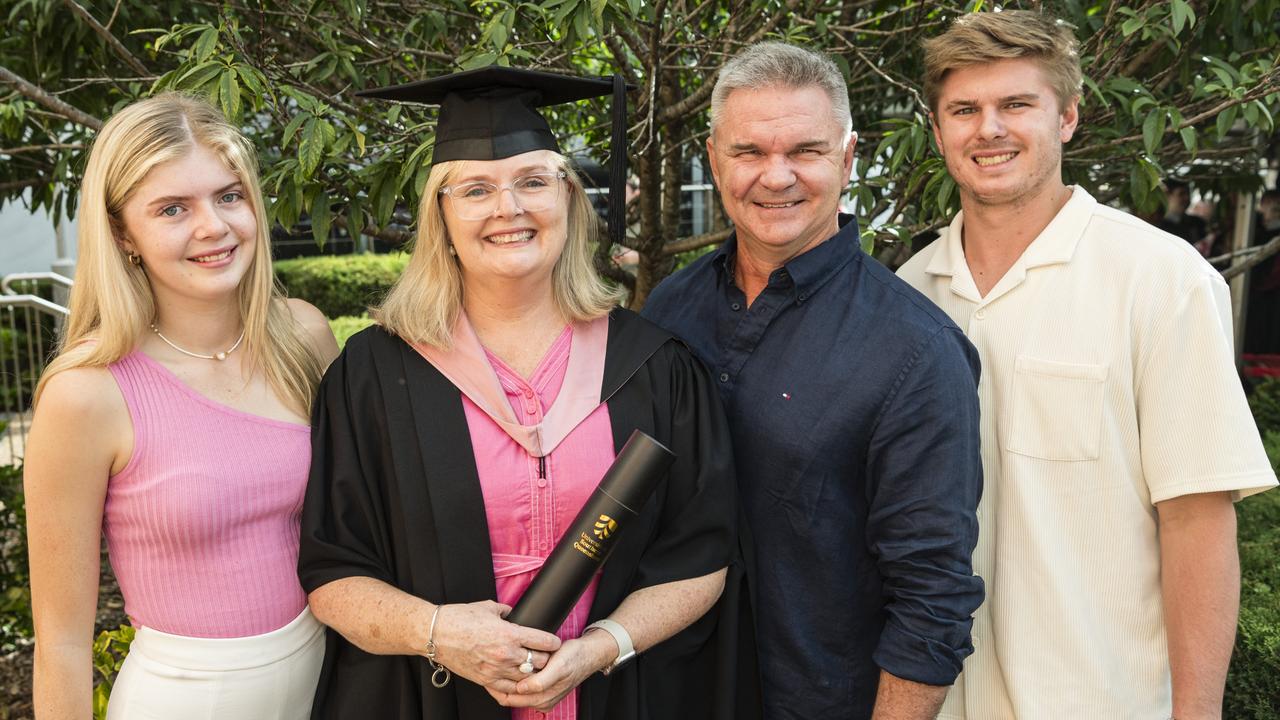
[{"xmin": 709, "ymin": 41, "xmax": 852, "ymax": 134}]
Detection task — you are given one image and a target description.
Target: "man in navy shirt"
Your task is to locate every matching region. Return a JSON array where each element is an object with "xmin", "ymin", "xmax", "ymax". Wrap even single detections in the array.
[{"xmin": 641, "ymin": 41, "xmax": 984, "ymax": 720}]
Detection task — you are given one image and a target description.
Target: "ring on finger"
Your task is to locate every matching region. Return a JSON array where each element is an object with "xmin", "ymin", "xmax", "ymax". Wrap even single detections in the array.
[{"xmin": 519, "ymin": 648, "xmax": 535, "ymax": 674}]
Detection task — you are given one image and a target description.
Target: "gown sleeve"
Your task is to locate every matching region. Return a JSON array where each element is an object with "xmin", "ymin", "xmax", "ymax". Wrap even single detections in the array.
[
  {"xmin": 586, "ymin": 339, "xmax": 761, "ymax": 720},
  {"xmin": 298, "ymin": 337, "xmax": 395, "ymax": 592},
  {"xmin": 631, "ymin": 341, "xmax": 737, "ymax": 590}
]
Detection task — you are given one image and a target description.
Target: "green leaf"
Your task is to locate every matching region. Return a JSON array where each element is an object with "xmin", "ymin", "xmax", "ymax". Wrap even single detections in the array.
[
  {"xmin": 1120, "ymin": 17, "xmax": 1144, "ymax": 37},
  {"xmin": 1243, "ymin": 101, "xmax": 1259, "ymax": 125},
  {"xmin": 1170, "ymin": 0, "xmax": 1193, "ymax": 34},
  {"xmin": 291, "ymin": 181, "xmax": 306, "ymax": 227},
  {"xmin": 346, "ymin": 195, "xmax": 365, "ymax": 240},
  {"xmin": 857, "ymin": 185, "xmax": 874, "ymax": 216},
  {"xmin": 235, "ymin": 65, "xmax": 267, "ymax": 101},
  {"xmin": 1130, "ymin": 95, "xmax": 1156, "ymax": 122},
  {"xmin": 319, "ymin": 119, "xmax": 337, "ymax": 146},
  {"xmin": 414, "ymin": 161, "xmax": 431, "ymax": 195},
  {"xmin": 282, "ymin": 112, "xmax": 308, "ymax": 148},
  {"xmin": 176, "ymin": 60, "xmax": 222, "ymax": 90},
  {"xmin": 311, "ymin": 191, "xmax": 331, "ymax": 247},
  {"xmin": 1179, "ymin": 126, "xmax": 1197, "ymax": 154},
  {"xmin": 1255, "ymin": 101, "xmax": 1275, "ymax": 134},
  {"xmin": 373, "ymin": 169, "xmax": 398, "ymax": 227},
  {"xmin": 552, "ymin": 0, "xmax": 579, "ymax": 28},
  {"xmin": 490, "ymin": 17, "xmax": 508, "ymax": 49},
  {"xmin": 1129, "ymin": 162, "xmax": 1150, "ymax": 209},
  {"xmin": 1141, "ymin": 109, "xmax": 1166, "ymax": 154},
  {"xmin": 219, "ymin": 70, "xmax": 241, "ymax": 119},
  {"xmin": 460, "ymin": 51, "xmax": 498, "ymax": 70},
  {"xmin": 192, "ymin": 26, "xmax": 219, "ymax": 62},
  {"xmin": 298, "ymin": 118, "xmax": 326, "ymax": 178},
  {"xmin": 936, "ymin": 174, "xmax": 956, "ymax": 217},
  {"xmin": 1216, "ymin": 104, "xmax": 1239, "ymax": 139}
]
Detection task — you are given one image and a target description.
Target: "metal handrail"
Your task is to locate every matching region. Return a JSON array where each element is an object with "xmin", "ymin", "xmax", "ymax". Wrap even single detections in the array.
[
  {"xmin": 1, "ymin": 271, "xmax": 72, "ymax": 294},
  {"xmin": 0, "ymin": 293, "xmax": 70, "ymax": 317},
  {"xmin": 0, "ymin": 274, "xmax": 72, "ymax": 464},
  {"xmin": 2, "ymin": 271, "xmax": 72, "ymax": 295}
]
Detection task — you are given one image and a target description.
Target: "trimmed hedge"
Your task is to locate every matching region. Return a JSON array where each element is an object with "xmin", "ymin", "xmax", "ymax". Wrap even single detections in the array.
[
  {"xmin": 330, "ymin": 315, "xmax": 376, "ymax": 349},
  {"xmin": 275, "ymin": 253, "xmax": 408, "ymax": 319},
  {"xmin": 1224, "ymin": 428, "xmax": 1280, "ymax": 719},
  {"xmin": 0, "ymin": 460, "xmax": 29, "ymax": 653}
]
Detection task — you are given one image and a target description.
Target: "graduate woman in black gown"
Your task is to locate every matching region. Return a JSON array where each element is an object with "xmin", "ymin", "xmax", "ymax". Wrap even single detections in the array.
[{"xmin": 298, "ymin": 68, "xmax": 756, "ymax": 720}]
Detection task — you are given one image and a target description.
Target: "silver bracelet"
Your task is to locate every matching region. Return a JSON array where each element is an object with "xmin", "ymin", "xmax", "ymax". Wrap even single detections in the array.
[{"xmin": 426, "ymin": 604, "xmax": 452, "ymax": 688}]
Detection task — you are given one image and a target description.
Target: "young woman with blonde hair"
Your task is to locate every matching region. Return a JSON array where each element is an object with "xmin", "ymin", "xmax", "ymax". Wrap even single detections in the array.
[{"xmin": 25, "ymin": 92, "xmax": 338, "ymax": 718}]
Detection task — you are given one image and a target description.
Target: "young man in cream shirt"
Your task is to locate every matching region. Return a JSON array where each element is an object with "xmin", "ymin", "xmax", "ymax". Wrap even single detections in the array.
[{"xmin": 898, "ymin": 11, "xmax": 1277, "ymax": 720}]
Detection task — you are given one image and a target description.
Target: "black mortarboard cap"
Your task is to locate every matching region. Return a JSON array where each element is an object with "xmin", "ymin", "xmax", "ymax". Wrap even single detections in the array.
[{"xmin": 357, "ymin": 67, "xmax": 631, "ymax": 249}]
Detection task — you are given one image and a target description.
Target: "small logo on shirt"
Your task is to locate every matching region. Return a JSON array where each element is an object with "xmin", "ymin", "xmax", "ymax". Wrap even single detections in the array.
[
  {"xmin": 781, "ymin": 392, "xmax": 791, "ymax": 400},
  {"xmin": 593, "ymin": 515, "xmax": 618, "ymax": 540}
]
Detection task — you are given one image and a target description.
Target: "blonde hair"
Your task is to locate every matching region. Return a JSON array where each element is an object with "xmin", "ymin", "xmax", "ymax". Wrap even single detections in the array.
[
  {"xmin": 35, "ymin": 93, "xmax": 324, "ymax": 416},
  {"xmin": 375, "ymin": 152, "xmax": 622, "ymax": 348},
  {"xmin": 922, "ymin": 10, "xmax": 1082, "ymax": 114}
]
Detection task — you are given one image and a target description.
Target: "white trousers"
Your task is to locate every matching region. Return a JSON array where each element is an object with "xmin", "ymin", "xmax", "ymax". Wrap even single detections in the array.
[{"xmin": 106, "ymin": 608, "xmax": 325, "ymax": 720}]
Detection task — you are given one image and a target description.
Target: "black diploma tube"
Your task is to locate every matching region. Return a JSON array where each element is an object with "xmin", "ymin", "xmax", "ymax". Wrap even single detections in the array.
[{"xmin": 505, "ymin": 430, "xmax": 675, "ymax": 633}]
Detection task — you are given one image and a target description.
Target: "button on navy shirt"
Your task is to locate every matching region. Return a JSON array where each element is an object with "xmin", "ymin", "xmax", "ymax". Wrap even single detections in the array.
[{"xmin": 642, "ymin": 216, "xmax": 984, "ymax": 719}]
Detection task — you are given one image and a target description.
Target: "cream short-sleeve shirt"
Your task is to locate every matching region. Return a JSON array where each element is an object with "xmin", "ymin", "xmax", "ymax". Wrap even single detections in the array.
[{"xmin": 897, "ymin": 187, "xmax": 1276, "ymax": 719}]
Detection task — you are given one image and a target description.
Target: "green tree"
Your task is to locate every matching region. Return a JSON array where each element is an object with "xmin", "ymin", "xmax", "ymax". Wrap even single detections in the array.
[{"xmin": 2, "ymin": 0, "xmax": 1278, "ymax": 306}]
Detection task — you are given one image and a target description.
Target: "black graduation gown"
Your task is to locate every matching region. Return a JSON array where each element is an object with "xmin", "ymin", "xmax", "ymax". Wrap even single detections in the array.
[{"xmin": 299, "ymin": 308, "xmax": 760, "ymax": 720}]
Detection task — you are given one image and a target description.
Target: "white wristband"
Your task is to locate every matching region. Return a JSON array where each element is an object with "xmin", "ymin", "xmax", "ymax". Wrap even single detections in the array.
[{"xmin": 584, "ymin": 618, "xmax": 636, "ymax": 675}]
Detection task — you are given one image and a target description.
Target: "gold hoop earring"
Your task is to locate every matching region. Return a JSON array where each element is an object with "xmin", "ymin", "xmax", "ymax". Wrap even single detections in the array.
[
  {"xmin": 126, "ymin": 251, "xmax": 143, "ymax": 267},
  {"xmin": 447, "ymin": 244, "xmax": 456, "ymax": 256}
]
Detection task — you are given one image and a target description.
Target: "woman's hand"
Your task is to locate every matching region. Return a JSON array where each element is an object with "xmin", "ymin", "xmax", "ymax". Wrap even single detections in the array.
[
  {"xmin": 431, "ymin": 601, "xmax": 562, "ymax": 691},
  {"xmin": 488, "ymin": 630, "xmax": 617, "ymax": 711}
]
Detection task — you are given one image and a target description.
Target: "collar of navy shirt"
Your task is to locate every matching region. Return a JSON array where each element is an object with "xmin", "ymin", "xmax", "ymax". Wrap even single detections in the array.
[{"xmin": 711, "ymin": 214, "xmax": 862, "ymax": 305}]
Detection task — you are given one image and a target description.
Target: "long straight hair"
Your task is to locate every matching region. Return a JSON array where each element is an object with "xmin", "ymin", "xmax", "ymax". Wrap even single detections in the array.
[
  {"xmin": 35, "ymin": 93, "xmax": 323, "ymax": 416},
  {"xmin": 376, "ymin": 151, "xmax": 623, "ymax": 348}
]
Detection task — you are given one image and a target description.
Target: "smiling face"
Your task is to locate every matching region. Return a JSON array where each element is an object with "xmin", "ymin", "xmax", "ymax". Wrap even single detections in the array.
[
  {"xmin": 440, "ymin": 150, "xmax": 570, "ymax": 290},
  {"xmin": 116, "ymin": 143, "xmax": 257, "ymax": 308},
  {"xmin": 707, "ymin": 84, "xmax": 856, "ymax": 264},
  {"xmin": 932, "ymin": 57, "xmax": 1078, "ymax": 210}
]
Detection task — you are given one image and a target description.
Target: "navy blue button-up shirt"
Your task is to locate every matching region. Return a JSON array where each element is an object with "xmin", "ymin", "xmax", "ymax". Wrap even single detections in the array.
[{"xmin": 642, "ymin": 216, "xmax": 984, "ymax": 719}]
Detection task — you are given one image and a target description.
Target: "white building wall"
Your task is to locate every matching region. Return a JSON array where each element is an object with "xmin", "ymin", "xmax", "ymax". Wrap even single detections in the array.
[{"xmin": 0, "ymin": 193, "xmax": 77, "ymax": 278}]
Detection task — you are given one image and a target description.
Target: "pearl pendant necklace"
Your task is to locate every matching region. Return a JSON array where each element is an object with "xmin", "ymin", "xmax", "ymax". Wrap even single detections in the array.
[{"xmin": 149, "ymin": 323, "xmax": 246, "ymax": 361}]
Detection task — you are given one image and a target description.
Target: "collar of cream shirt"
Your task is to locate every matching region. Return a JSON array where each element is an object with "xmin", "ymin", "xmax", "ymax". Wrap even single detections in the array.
[{"xmin": 924, "ymin": 185, "xmax": 1097, "ymax": 303}]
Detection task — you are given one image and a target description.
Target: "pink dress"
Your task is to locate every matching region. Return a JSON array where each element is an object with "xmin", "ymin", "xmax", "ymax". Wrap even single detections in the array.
[{"xmin": 415, "ymin": 315, "xmax": 615, "ymax": 720}]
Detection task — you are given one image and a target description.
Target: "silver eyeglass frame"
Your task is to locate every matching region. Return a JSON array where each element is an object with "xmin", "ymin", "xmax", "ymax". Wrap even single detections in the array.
[{"xmin": 438, "ymin": 170, "xmax": 568, "ymax": 220}]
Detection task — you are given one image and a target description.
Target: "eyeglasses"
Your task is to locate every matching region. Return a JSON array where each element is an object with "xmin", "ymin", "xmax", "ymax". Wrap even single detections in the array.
[{"xmin": 438, "ymin": 171, "xmax": 567, "ymax": 220}]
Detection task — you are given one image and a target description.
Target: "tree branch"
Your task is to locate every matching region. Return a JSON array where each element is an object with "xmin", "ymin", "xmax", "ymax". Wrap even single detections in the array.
[
  {"xmin": 59, "ymin": 0, "xmax": 151, "ymax": 77},
  {"xmin": 1, "ymin": 143, "xmax": 85, "ymax": 155},
  {"xmin": 1222, "ymin": 233, "xmax": 1280, "ymax": 281},
  {"xmin": 332, "ymin": 215, "xmax": 413, "ymax": 245},
  {"xmin": 663, "ymin": 227, "xmax": 732, "ymax": 255},
  {"xmin": 0, "ymin": 179, "xmax": 43, "ymax": 193},
  {"xmin": 0, "ymin": 66, "xmax": 102, "ymax": 131}
]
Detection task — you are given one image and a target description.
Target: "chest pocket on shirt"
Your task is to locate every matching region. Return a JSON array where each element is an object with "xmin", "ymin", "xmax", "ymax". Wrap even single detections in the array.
[{"xmin": 1007, "ymin": 356, "xmax": 1108, "ymax": 462}]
